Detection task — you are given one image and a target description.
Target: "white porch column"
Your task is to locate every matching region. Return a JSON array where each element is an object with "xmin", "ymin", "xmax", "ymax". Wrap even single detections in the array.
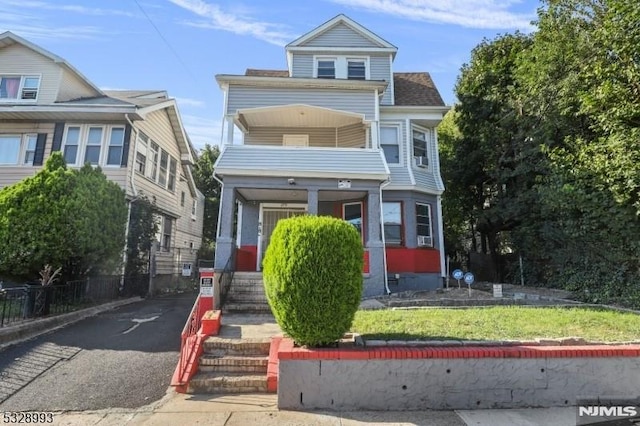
[
  {"xmin": 370, "ymin": 122, "xmax": 379, "ymax": 150},
  {"xmin": 214, "ymin": 184, "xmax": 236, "ymax": 270},
  {"xmin": 226, "ymin": 117, "xmax": 235, "ymax": 145}
]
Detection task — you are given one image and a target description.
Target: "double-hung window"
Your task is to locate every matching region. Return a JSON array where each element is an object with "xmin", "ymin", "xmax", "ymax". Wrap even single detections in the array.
[
  {"xmin": 63, "ymin": 126, "xmax": 81, "ymax": 165},
  {"xmin": 413, "ymin": 128, "xmax": 429, "ymax": 168},
  {"xmin": 347, "ymin": 60, "xmax": 366, "ymax": 80},
  {"xmin": 147, "ymin": 142, "xmax": 159, "ymax": 181},
  {"xmin": 416, "ymin": 203, "xmax": 433, "ymax": 247},
  {"xmin": 106, "ymin": 127, "xmax": 125, "ymax": 166},
  {"xmin": 168, "ymin": 157, "xmax": 177, "ymax": 192},
  {"xmin": 0, "ymin": 135, "xmax": 21, "ymax": 164},
  {"xmin": 317, "ymin": 59, "xmax": 336, "ymax": 79},
  {"xmin": 23, "ymin": 135, "xmax": 37, "ymax": 164},
  {"xmin": 380, "ymin": 125, "xmax": 400, "ymax": 164},
  {"xmin": 158, "ymin": 150, "xmax": 168, "ymax": 187},
  {"xmin": 0, "ymin": 75, "xmax": 40, "ymax": 101},
  {"xmin": 83, "ymin": 127, "xmax": 103, "ymax": 165},
  {"xmin": 383, "ymin": 202, "xmax": 402, "ymax": 245},
  {"xmin": 136, "ymin": 133, "xmax": 148, "ymax": 174}
]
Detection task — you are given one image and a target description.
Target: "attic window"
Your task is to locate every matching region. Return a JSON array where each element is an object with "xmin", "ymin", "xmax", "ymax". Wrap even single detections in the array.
[
  {"xmin": 317, "ymin": 60, "xmax": 335, "ymax": 79},
  {"xmin": 347, "ymin": 60, "xmax": 366, "ymax": 80},
  {"xmin": 0, "ymin": 75, "xmax": 40, "ymax": 101}
]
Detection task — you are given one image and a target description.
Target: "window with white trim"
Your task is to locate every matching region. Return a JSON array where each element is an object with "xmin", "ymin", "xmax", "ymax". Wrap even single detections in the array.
[
  {"xmin": 191, "ymin": 199, "xmax": 197, "ymax": 218},
  {"xmin": 317, "ymin": 59, "xmax": 336, "ymax": 79},
  {"xmin": 383, "ymin": 202, "xmax": 402, "ymax": 245},
  {"xmin": 147, "ymin": 141, "xmax": 159, "ymax": 181},
  {"xmin": 107, "ymin": 127, "xmax": 125, "ymax": 165},
  {"xmin": 135, "ymin": 133, "xmax": 147, "ymax": 174},
  {"xmin": 61, "ymin": 124, "xmax": 125, "ymax": 167},
  {"xmin": 315, "ymin": 56, "xmax": 369, "ymax": 80},
  {"xmin": 168, "ymin": 157, "xmax": 177, "ymax": 192},
  {"xmin": 158, "ymin": 150, "xmax": 168, "ymax": 187},
  {"xmin": 0, "ymin": 75, "xmax": 40, "ymax": 101},
  {"xmin": 153, "ymin": 214, "xmax": 173, "ymax": 252},
  {"xmin": 380, "ymin": 125, "xmax": 400, "ymax": 164},
  {"xmin": 347, "ymin": 59, "xmax": 366, "ymax": 80},
  {"xmin": 0, "ymin": 134, "xmax": 37, "ymax": 165},
  {"xmin": 412, "ymin": 128, "xmax": 429, "ymax": 168},
  {"xmin": 180, "ymin": 191, "xmax": 186, "ymax": 207},
  {"xmin": 416, "ymin": 203, "xmax": 433, "ymax": 247}
]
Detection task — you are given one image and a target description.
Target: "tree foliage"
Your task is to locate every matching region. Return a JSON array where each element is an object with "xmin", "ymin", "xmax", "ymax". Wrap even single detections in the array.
[
  {"xmin": 124, "ymin": 196, "xmax": 158, "ymax": 278},
  {"xmin": 0, "ymin": 152, "xmax": 127, "ymax": 281},
  {"xmin": 445, "ymin": 0, "xmax": 640, "ymax": 305},
  {"xmin": 192, "ymin": 144, "xmax": 220, "ymax": 256}
]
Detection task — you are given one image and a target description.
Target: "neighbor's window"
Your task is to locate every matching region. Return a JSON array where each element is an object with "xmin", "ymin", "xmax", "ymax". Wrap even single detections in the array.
[
  {"xmin": 162, "ymin": 217, "xmax": 173, "ymax": 252},
  {"xmin": 317, "ymin": 59, "xmax": 336, "ymax": 79},
  {"xmin": 416, "ymin": 203, "xmax": 432, "ymax": 246},
  {"xmin": 168, "ymin": 157, "xmax": 177, "ymax": 191},
  {"xmin": 83, "ymin": 127, "xmax": 104, "ymax": 165},
  {"xmin": 23, "ymin": 135, "xmax": 37, "ymax": 164},
  {"xmin": 147, "ymin": 141, "xmax": 159, "ymax": 181},
  {"xmin": 135, "ymin": 133, "xmax": 147, "ymax": 174},
  {"xmin": 0, "ymin": 135, "xmax": 21, "ymax": 164},
  {"xmin": 380, "ymin": 126, "xmax": 400, "ymax": 164},
  {"xmin": 158, "ymin": 150, "xmax": 168, "ymax": 187},
  {"xmin": 347, "ymin": 60, "xmax": 366, "ymax": 80},
  {"xmin": 180, "ymin": 191, "xmax": 186, "ymax": 207},
  {"xmin": 0, "ymin": 75, "xmax": 40, "ymax": 100},
  {"xmin": 106, "ymin": 127, "xmax": 125, "ymax": 166},
  {"xmin": 63, "ymin": 126, "xmax": 81, "ymax": 165},
  {"xmin": 383, "ymin": 202, "xmax": 402, "ymax": 245}
]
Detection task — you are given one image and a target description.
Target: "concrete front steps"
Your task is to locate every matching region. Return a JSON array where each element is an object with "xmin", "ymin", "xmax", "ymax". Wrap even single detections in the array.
[
  {"xmin": 223, "ymin": 272, "xmax": 271, "ymax": 313},
  {"xmin": 187, "ymin": 336, "xmax": 272, "ymax": 394}
]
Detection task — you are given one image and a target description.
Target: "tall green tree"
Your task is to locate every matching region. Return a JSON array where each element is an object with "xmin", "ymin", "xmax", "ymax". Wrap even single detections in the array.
[
  {"xmin": 0, "ymin": 152, "xmax": 127, "ymax": 281},
  {"xmin": 192, "ymin": 144, "xmax": 221, "ymax": 256}
]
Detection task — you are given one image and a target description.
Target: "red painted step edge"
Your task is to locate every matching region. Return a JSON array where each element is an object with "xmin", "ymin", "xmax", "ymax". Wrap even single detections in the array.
[
  {"xmin": 277, "ymin": 339, "xmax": 640, "ymax": 360},
  {"xmin": 267, "ymin": 337, "xmax": 282, "ymax": 393}
]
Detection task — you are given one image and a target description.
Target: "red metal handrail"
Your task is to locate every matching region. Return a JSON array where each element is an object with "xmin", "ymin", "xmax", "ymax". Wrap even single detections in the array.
[{"xmin": 171, "ymin": 295, "xmax": 202, "ymax": 390}]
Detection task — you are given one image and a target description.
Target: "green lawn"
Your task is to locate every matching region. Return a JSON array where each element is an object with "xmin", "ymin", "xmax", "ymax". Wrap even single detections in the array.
[{"xmin": 351, "ymin": 307, "xmax": 640, "ymax": 342}]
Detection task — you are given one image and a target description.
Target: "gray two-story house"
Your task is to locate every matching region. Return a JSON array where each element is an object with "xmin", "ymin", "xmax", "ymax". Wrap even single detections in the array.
[{"xmin": 213, "ymin": 15, "xmax": 449, "ymax": 298}]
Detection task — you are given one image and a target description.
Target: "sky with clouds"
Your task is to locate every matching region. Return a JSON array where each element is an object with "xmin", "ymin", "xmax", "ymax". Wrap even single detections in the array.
[{"xmin": 0, "ymin": 0, "xmax": 540, "ymax": 150}]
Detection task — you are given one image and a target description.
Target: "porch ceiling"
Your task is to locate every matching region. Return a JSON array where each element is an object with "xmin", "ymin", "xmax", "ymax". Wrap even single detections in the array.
[{"xmin": 236, "ymin": 104, "xmax": 365, "ymax": 128}]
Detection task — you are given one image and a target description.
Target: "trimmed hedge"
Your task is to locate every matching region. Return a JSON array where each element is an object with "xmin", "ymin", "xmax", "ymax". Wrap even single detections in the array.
[{"xmin": 263, "ymin": 215, "xmax": 364, "ymax": 347}]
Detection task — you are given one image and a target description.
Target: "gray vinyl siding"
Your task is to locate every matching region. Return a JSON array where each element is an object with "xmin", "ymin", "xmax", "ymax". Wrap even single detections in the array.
[
  {"xmin": 336, "ymin": 123, "xmax": 365, "ymax": 148},
  {"xmin": 0, "ymin": 44, "xmax": 62, "ymax": 105},
  {"xmin": 301, "ymin": 22, "xmax": 381, "ymax": 48},
  {"xmin": 291, "ymin": 54, "xmax": 313, "ymax": 78},
  {"xmin": 381, "ymin": 190, "xmax": 440, "ymax": 250},
  {"xmin": 371, "ymin": 54, "xmax": 393, "ymax": 105},
  {"xmin": 244, "ymin": 126, "xmax": 365, "ymax": 148},
  {"xmin": 227, "ymin": 86, "xmax": 376, "ymax": 121},
  {"xmin": 215, "ymin": 145, "xmax": 388, "ymax": 178},
  {"xmin": 381, "ymin": 119, "xmax": 413, "ymax": 187}
]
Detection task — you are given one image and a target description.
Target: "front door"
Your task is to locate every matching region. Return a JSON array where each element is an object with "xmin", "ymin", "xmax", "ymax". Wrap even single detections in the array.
[{"xmin": 257, "ymin": 203, "xmax": 307, "ymax": 270}]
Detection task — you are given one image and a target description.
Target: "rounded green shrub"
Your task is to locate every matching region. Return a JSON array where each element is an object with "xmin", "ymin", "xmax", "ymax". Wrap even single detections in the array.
[{"xmin": 263, "ymin": 215, "xmax": 364, "ymax": 347}]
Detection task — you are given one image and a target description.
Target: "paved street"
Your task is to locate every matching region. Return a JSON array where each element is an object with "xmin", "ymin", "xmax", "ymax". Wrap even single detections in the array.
[{"xmin": 0, "ymin": 292, "xmax": 196, "ymax": 411}]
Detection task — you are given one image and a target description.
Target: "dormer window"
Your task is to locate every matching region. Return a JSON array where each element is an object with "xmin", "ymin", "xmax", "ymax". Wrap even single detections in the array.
[
  {"xmin": 317, "ymin": 60, "xmax": 336, "ymax": 79},
  {"xmin": 0, "ymin": 75, "xmax": 40, "ymax": 101},
  {"xmin": 347, "ymin": 60, "xmax": 366, "ymax": 80},
  {"xmin": 314, "ymin": 56, "xmax": 369, "ymax": 80},
  {"xmin": 412, "ymin": 127, "xmax": 429, "ymax": 169}
]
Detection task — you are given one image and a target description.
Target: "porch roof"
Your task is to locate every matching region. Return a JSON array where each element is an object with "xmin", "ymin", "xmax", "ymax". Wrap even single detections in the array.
[
  {"xmin": 214, "ymin": 145, "xmax": 389, "ymax": 181},
  {"xmin": 235, "ymin": 104, "xmax": 365, "ymax": 129}
]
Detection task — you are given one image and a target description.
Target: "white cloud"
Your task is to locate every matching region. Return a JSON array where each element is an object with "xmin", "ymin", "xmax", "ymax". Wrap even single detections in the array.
[
  {"xmin": 0, "ymin": 0, "xmax": 136, "ymax": 17},
  {"xmin": 168, "ymin": 0, "xmax": 295, "ymax": 46},
  {"xmin": 175, "ymin": 97, "xmax": 206, "ymax": 108},
  {"xmin": 327, "ymin": 0, "xmax": 535, "ymax": 30}
]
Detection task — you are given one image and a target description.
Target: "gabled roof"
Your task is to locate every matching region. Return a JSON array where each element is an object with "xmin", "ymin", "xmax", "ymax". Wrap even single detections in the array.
[
  {"xmin": 243, "ymin": 69, "xmax": 444, "ymax": 106},
  {"xmin": 286, "ymin": 14, "xmax": 397, "ymax": 52},
  {"xmin": 0, "ymin": 31, "xmax": 103, "ymax": 96}
]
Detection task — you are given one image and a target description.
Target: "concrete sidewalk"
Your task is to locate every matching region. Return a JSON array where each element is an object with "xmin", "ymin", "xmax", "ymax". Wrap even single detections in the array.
[{"xmin": 48, "ymin": 390, "xmax": 577, "ymax": 425}]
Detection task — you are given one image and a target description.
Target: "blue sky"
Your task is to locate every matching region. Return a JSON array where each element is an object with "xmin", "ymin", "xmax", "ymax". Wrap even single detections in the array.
[{"xmin": 0, "ymin": 0, "xmax": 540, "ymax": 150}]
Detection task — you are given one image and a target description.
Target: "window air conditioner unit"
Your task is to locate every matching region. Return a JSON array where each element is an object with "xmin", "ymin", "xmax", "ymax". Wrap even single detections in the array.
[
  {"xmin": 417, "ymin": 235, "xmax": 432, "ymax": 247},
  {"xmin": 416, "ymin": 156, "xmax": 428, "ymax": 168},
  {"xmin": 21, "ymin": 89, "xmax": 37, "ymax": 100}
]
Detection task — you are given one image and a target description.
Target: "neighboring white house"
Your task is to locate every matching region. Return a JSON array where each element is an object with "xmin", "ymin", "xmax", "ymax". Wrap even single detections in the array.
[
  {"xmin": 0, "ymin": 31, "xmax": 205, "ymax": 286},
  {"xmin": 213, "ymin": 15, "xmax": 449, "ymax": 297}
]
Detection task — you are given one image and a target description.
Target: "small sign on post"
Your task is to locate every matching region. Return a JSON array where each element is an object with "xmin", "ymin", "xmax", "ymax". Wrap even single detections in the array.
[
  {"xmin": 493, "ymin": 284, "xmax": 503, "ymax": 298},
  {"xmin": 452, "ymin": 269, "xmax": 463, "ymax": 289},
  {"xmin": 200, "ymin": 276, "xmax": 213, "ymax": 297},
  {"xmin": 463, "ymin": 272, "xmax": 475, "ymax": 297}
]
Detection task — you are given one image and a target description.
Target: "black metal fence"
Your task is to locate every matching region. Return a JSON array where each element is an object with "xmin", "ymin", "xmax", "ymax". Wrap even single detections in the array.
[{"xmin": 0, "ymin": 274, "xmax": 150, "ymax": 328}]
